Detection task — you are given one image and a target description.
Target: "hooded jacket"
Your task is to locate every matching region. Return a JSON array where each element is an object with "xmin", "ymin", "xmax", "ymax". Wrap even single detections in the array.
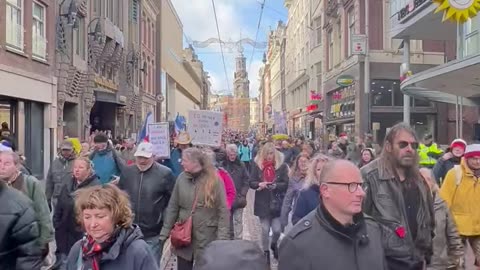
[
  {"xmin": 66, "ymin": 225, "xmax": 158, "ymax": 270},
  {"xmin": 45, "ymin": 154, "xmax": 75, "ymax": 202},
  {"xmin": 0, "ymin": 182, "xmax": 43, "ymax": 270},
  {"xmin": 217, "ymin": 167, "xmax": 236, "ymax": 210},
  {"xmin": 90, "ymin": 146, "xmax": 125, "ymax": 184},
  {"xmin": 432, "ymin": 155, "xmax": 461, "ymax": 185},
  {"xmin": 193, "ymin": 240, "xmax": 268, "ymax": 270},
  {"xmin": 440, "ymin": 158, "xmax": 480, "ymax": 235},
  {"xmin": 118, "ymin": 163, "xmax": 175, "ymax": 238},
  {"xmin": 160, "ymin": 171, "xmax": 230, "ymax": 261},
  {"xmin": 53, "ymin": 174, "xmax": 101, "ymax": 254}
]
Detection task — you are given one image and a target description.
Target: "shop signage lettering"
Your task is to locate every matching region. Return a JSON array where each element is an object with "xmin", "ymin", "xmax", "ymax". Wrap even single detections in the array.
[
  {"xmin": 398, "ymin": 0, "xmax": 427, "ymax": 21},
  {"xmin": 310, "ymin": 90, "xmax": 323, "ymax": 101},
  {"xmin": 336, "ymin": 75, "xmax": 355, "ymax": 87}
]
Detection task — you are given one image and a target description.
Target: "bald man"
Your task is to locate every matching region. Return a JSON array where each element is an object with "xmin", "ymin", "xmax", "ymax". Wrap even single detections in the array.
[{"xmin": 278, "ymin": 160, "xmax": 388, "ymax": 270}]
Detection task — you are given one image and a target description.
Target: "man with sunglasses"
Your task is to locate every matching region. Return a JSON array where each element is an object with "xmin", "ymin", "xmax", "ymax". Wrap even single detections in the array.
[
  {"xmin": 278, "ymin": 159, "xmax": 389, "ymax": 270},
  {"xmin": 361, "ymin": 122, "xmax": 435, "ymax": 270}
]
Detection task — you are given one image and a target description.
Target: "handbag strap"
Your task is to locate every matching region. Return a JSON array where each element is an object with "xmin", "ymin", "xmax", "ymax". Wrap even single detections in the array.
[{"xmin": 190, "ymin": 185, "xmax": 199, "ymax": 215}]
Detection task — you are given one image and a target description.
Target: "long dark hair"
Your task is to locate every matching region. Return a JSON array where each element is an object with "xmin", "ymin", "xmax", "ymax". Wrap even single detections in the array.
[
  {"xmin": 380, "ymin": 122, "xmax": 421, "ymax": 180},
  {"xmin": 290, "ymin": 153, "xmax": 310, "ymax": 178}
]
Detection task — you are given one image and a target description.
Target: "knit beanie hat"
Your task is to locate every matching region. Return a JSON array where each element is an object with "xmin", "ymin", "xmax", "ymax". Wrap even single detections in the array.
[
  {"xmin": 464, "ymin": 144, "xmax": 480, "ymax": 159},
  {"xmin": 450, "ymin": 138, "xmax": 467, "ymax": 151}
]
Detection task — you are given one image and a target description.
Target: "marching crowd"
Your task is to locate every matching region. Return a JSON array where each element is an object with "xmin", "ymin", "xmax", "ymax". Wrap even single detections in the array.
[{"xmin": 1, "ymin": 121, "xmax": 479, "ymax": 270}]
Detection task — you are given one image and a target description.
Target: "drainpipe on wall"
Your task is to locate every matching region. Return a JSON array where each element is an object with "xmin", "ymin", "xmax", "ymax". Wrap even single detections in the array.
[{"xmin": 402, "ymin": 38, "xmax": 411, "ymax": 125}]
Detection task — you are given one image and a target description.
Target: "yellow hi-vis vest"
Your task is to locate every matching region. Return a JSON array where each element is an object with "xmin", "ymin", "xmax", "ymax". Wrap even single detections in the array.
[{"xmin": 418, "ymin": 143, "xmax": 443, "ymax": 166}]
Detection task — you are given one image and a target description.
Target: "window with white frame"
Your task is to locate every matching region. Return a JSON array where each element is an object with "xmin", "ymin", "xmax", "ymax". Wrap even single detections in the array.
[
  {"xmin": 328, "ymin": 29, "xmax": 333, "ymax": 70},
  {"xmin": 347, "ymin": 8, "xmax": 355, "ymax": 57},
  {"xmin": 32, "ymin": 1, "xmax": 46, "ymax": 59},
  {"xmin": 315, "ymin": 62, "xmax": 322, "ymax": 92},
  {"xmin": 6, "ymin": 0, "xmax": 24, "ymax": 50},
  {"xmin": 464, "ymin": 18, "xmax": 480, "ymax": 57},
  {"xmin": 315, "ymin": 17, "xmax": 322, "ymax": 46}
]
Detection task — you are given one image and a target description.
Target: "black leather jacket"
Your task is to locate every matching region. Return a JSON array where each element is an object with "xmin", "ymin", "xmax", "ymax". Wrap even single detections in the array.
[
  {"xmin": 119, "ymin": 163, "xmax": 175, "ymax": 238},
  {"xmin": 361, "ymin": 159, "xmax": 435, "ymax": 270}
]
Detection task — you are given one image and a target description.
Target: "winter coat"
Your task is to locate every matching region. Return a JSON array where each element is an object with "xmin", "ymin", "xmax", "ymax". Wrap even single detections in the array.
[
  {"xmin": 90, "ymin": 147, "xmax": 125, "ymax": 184},
  {"xmin": 292, "ymin": 184, "xmax": 320, "ymax": 225},
  {"xmin": 361, "ymin": 159, "xmax": 435, "ymax": 270},
  {"xmin": 328, "ymin": 148, "xmax": 345, "ymax": 159},
  {"xmin": 278, "ymin": 205, "xmax": 388, "ymax": 270},
  {"xmin": 249, "ymin": 156, "xmax": 289, "ymax": 219},
  {"xmin": 193, "ymin": 240, "xmax": 267, "ymax": 270},
  {"xmin": 428, "ymin": 192, "xmax": 464, "ymax": 270},
  {"xmin": 66, "ymin": 225, "xmax": 158, "ymax": 270},
  {"xmin": 45, "ymin": 155, "xmax": 75, "ymax": 202},
  {"xmin": 432, "ymin": 156, "xmax": 460, "ymax": 185},
  {"xmin": 440, "ymin": 159, "xmax": 480, "ymax": 236},
  {"xmin": 0, "ymin": 182, "xmax": 43, "ymax": 270},
  {"xmin": 238, "ymin": 145, "xmax": 252, "ymax": 162},
  {"xmin": 120, "ymin": 147, "xmax": 136, "ymax": 165},
  {"xmin": 163, "ymin": 148, "xmax": 183, "ymax": 177},
  {"xmin": 280, "ymin": 148, "xmax": 294, "ymax": 165},
  {"xmin": 159, "ymin": 171, "xmax": 230, "ymax": 261},
  {"xmin": 11, "ymin": 173, "xmax": 54, "ymax": 248},
  {"xmin": 223, "ymin": 159, "xmax": 250, "ymax": 209},
  {"xmin": 280, "ymin": 174, "xmax": 306, "ymax": 227},
  {"xmin": 53, "ymin": 174, "xmax": 101, "ymax": 254},
  {"xmin": 118, "ymin": 163, "xmax": 175, "ymax": 238},
  {"xmin": 217, "ymin": 167, "xmax": 236, "ymax": 210},
  {"xmin": 346, "ymin": 143, "xmax": 363, "ymax": 164}
]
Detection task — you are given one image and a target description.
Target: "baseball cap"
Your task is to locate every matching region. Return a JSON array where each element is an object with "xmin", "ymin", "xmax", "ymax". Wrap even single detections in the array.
[
  {"xmin": 134, "ymin": 142, "xmax": 154, "ymax": 158},
  {"xmin": 60, "ymin": 140, "xmax": 74, "ymax": 150}
]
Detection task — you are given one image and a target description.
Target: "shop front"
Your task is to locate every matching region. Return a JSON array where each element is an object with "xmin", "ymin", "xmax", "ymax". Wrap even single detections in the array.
[{"xmin": 325, "ymin": 82, "xmax": 357, "ymax": 139}]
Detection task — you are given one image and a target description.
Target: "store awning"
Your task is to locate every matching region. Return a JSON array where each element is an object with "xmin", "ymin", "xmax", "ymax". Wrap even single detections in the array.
[
  {"xmin": 94, "ymin": 91, "xmax": 126, "ymax": 106},
  {"xmin": 401, "ymin": 54, "xmax": 480, "ymax": 106}
]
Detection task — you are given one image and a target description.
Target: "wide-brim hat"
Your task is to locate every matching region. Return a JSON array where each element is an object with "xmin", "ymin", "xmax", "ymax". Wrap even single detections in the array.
[{"xmin": 175, "ymin": 132, "xmax": 192, "ymax": 145}]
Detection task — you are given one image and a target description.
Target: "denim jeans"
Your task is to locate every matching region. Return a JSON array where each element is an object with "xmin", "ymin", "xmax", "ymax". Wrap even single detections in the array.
[
  {"xmin": 260, "ymin": 217, "xmax": 282, "ymax": 252},
  {"xmin": 144, "ymin": 235, "xmax": 164, "ymax": 266}
]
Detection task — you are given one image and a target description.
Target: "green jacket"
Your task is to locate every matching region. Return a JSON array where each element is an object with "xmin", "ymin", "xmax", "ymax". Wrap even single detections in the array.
[
  {"xmin": 12, "ymin": 173, "xmax": 54, "ymax": 247},
  {"xmin": 160, "ymin": 171, "xmax": 230, "ymax": 261}
]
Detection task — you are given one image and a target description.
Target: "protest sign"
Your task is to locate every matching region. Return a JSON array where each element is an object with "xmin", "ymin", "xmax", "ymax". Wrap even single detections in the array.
[
  {"xmin": 187, "ymin": 110, "xmax": 223, "ymax": 147},
  {"xmin": 148, "ymin": 122, "xmax": 170, "ymax": 158}
]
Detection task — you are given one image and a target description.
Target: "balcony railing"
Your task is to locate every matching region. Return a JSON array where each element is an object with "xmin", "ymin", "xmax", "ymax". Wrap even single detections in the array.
[
  {"xmin": 32, "ymin": 33, "xmax": 47, "ymax": 59},
  {"xmin": 6, "ymin": 21, "xmax": 24, "ymax": 51}
]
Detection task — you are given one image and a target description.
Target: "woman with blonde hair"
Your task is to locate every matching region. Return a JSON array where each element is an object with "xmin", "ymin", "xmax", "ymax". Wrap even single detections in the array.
[
  {"xmin": 292, "ymin": 153, "xmax": 331, "ymax": 225},
  {"xmin": 160, "ymin": 147, "xmax": 229, "ymax": 270},
  {"xmin": 65, "ymin": 184, "xmax": 158, "ymax": 270},
  {"xmin": 280, "ymin": 153, "xmax": 310, "ymax": 229},
  {"xmin": 249, "ymin": 142, "xmax": 289, "ymax": 265},
  {"xmin": 53, "ymin": 157, "xmax": 101, "ymax": 268}
]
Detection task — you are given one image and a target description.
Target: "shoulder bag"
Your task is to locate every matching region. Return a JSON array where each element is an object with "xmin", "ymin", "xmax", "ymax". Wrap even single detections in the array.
[{"xmin": 170, "ymin": 187, "xmax": 199, "ymax": 248}]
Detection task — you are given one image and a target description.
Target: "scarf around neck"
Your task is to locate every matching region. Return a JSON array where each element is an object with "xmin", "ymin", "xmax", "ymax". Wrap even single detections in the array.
[
  {"xmin": 81, "ymin": 229, "xmax": 120, "ymax": 270},
  {"xmin": 262, "ymin": 160, "xmax": 276, "ymax": 183}
]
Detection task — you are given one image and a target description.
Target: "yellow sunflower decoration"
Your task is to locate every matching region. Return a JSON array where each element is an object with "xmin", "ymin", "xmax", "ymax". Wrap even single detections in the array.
[{"xmin": 433, "ymin": 0, "xmax": 480, "ymax": 23}]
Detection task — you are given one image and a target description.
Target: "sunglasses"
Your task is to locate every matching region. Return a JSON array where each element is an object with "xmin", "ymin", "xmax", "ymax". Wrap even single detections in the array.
[{"xmin": 397, "ymin": 141, "xmax": 419, "ymax": 150}]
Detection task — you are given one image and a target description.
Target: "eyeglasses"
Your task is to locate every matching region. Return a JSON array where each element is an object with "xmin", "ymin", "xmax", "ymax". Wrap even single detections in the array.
[
  {"xmin": 324, "ymin": 182, "xmax": 365, "ymax": 193},
  {"xmin": 397, "ymin": 141, "xmax": 419, "ymax": 150}
]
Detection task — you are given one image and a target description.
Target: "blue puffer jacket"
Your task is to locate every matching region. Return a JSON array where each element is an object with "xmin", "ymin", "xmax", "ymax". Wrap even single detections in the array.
[{"xmin": 238, "ymin": 145, "xmax": 251, "ymax": 162}]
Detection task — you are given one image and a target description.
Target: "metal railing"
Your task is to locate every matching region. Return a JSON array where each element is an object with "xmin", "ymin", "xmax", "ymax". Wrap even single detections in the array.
[{"xmin": 6, "ymin": 21, "xmax": 24, "ymax": 50}]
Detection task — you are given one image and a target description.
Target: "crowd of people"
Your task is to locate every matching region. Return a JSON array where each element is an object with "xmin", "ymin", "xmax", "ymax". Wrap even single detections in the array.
[{"xmin": 1, "ymin": 121, "xmax": 479, "ymax": 270}]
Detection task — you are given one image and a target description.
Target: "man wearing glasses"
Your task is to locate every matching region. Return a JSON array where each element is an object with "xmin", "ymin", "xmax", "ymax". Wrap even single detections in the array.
[
  {"xmin": 361, "ymin": 122, "xmax": 435, "ymax": 270},
  {"xmin": 278, "ymin": 159, "xmax": 389, "ymax": 270}
]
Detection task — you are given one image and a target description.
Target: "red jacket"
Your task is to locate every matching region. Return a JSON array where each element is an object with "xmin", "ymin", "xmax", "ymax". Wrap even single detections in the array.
[{"xmin": 217, "ymin": 168, "xmax": 236, "ymax": 210}]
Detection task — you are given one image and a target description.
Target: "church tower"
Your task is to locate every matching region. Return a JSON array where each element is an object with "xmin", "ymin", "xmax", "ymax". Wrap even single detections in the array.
[
  {"xmin": 231, "ymin": 52, "xmax": 250, "ymax": 131},
  {"xmin": 233, "ymin": 53, "xmax": 250, "ymax": 98}
]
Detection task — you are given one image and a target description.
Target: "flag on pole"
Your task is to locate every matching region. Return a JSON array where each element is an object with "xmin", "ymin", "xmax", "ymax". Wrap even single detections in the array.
[
  {"xmin": 137, "ymin": 112, "xmax": 154, "ymax": 143},
  {"xmin": 174, "ymin": 113, "xmax": 186, "ymax": 135}
]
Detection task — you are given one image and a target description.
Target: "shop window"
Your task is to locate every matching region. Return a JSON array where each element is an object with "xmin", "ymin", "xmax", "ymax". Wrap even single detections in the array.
[
  {"xmin": 392, "ymin": 80, "xmax": 404, "ymax": 106},
  {"xmin": 414, "ymin": 98, "xmax": 431, "ymax": 107},
  {"xmin": 371, "ymin": 80, "xmax": 393, "ymax": 106}
]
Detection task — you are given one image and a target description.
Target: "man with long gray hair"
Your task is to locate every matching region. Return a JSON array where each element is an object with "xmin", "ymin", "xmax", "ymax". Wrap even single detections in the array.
[{"xmin": 361, "ymin": 122, "xmax": 435, "ymax": 270}]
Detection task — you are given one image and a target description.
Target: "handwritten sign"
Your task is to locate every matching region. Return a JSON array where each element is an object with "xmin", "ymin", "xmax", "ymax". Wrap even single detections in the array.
[
  {"xmin": 188, "ymin": 110, "xmax": 223, "ymax": 147},
  {"xmin": 148, "ymin": 123, "xmax": 170, "ymax": 158}
]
